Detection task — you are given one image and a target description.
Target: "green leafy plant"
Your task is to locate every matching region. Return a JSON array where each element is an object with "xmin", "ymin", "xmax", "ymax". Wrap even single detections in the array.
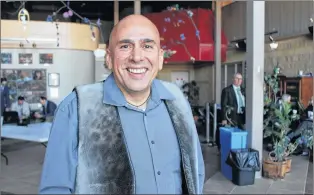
[
  {"xmin": 267, "ymin": 102, "xmax": 300, "ymax": 162},
  {"xmin": 181, "ymin": 80, "xmax": 199, "ymax": 107},
  {"xmin": 263, "ymin": 68, "xmax": 301, "ymax": 162},
  {"xmin": 301, "ymin": 121, "xmax": 313, "ymax": 151}
]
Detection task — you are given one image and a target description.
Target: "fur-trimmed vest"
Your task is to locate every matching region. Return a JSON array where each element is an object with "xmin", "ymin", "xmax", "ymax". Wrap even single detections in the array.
[{"xmin": 73, "ymin": 81, "xmax": 201, "ymax": 194}]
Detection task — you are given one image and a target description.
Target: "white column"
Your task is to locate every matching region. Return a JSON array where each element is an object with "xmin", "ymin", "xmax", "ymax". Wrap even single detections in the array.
[
  {"xmin": 134, "ymin": 0, "xmax": 141, "ymax": 14},
  {"xmin": 245, "ymin": 1, "xmax": 265, "ymax": 178},
  {"xmin": 215, "ymin": 1, "xmax": 222, "ymax": 104},
  {"xmin": 114, "ymin": 0, "xmax": 119, "ymax": 25}
]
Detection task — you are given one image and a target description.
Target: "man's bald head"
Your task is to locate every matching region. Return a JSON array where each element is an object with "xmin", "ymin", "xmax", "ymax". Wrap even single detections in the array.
[{"xmin": 108, "ymin": 14, "xmax": 160, "ymax": 50}]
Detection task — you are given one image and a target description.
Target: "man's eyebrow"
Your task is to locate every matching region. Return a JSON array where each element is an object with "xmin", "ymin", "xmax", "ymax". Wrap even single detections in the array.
[
  {"xmin": 142, "ymin": 38, "xmax": 156, "ymax": 44},
  {"xmin": 117, "ymin": 38, "xmax": 156, "ymax": 44},
  {"xmin": 118, "ymin": 39, "xmax": 133, "ymax": 44}
]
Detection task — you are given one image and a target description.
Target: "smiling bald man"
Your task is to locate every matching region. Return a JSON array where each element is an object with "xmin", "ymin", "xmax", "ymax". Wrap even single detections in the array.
[{"xmin": 39, "ymin": 15, "xmax": 205, "ymax": 194}]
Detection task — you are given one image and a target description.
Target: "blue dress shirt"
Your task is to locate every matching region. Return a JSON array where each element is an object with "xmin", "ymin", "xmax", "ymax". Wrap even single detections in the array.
[{"xmin": 39, "ymin": 74, "xmax": 205, "ymax": 194}]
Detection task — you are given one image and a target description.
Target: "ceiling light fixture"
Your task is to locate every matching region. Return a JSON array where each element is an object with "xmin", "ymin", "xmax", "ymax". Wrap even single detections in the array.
[{"xmin": 269, "ymin": 42, "xmax": 278, "ymax": 50}]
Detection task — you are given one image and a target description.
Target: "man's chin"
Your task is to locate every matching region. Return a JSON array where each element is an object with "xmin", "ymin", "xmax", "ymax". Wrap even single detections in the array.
[{"xmin": 125, "ymin": 82, "xmax": 151, "ymax": 93}]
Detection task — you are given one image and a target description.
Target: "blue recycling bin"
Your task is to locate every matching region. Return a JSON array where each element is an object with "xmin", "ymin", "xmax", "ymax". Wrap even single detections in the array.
[{"xmin": 220, "ymin": 127, "xmax": 247, "ymax": 180}]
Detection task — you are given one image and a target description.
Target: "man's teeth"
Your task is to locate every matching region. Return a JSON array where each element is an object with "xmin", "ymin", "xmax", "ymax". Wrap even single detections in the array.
[{"xmin": 128, "ymin": 68, "xmax": 146, "ymax": 74}]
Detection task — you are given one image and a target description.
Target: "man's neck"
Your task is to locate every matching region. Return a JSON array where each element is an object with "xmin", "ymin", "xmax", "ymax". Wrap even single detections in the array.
[{"xmin": 123, "ymin": 89, "xmax": 151, "ymax": 107}]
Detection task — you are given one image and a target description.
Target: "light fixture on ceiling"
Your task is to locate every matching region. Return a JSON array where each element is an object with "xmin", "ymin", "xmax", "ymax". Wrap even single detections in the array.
[
  {"xmin": 269, "ymin": 36, "xmax": 274, "ymax": 42},
  {"xmin": 269, "ymin": 42, "xmax": 278, "ymax": 50},
  {"xmin": 269, "ymin": 36, "xmax": 278, "ymax": 50}
]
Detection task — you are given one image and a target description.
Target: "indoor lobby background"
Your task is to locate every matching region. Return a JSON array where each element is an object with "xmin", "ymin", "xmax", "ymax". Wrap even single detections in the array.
[{"xmin": 0, "ymin": 1, "xmax": 313, "ymax": 194}]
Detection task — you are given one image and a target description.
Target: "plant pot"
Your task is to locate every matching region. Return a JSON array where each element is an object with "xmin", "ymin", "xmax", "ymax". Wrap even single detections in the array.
[
  {"xmin": 285, "ymin": 158, "xmax": 292, "ymax": 173},
  {"xmin": 262, "ymin": 159, "xmax": 289, "ymax": 179}
]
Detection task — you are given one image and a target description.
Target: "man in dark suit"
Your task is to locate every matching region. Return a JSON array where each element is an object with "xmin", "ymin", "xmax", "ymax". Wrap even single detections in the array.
[
  {"xmin": 220, "ymin": 73, "xmax": 246, "ymax": 129},
  {"xmin": 1, "ymin": 78, "xmax": 11, "ymax": 114},
  {"xmin": 34, "ymin": 96, "xmax": 57, "ymax": 121}
]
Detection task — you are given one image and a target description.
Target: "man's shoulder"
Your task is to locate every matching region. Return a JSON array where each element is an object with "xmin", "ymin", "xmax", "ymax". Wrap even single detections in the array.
[
  {"xmin": 157, "ymin": 79, "xmax": 182, "ymax": 94},
  {"xmin": 48, "ymin": 100, "xmax": 57, "ymax": 107},
  {"xmin": 56, "ymin": 92, "xmax": 78, "ymax": 113},
  {"xmin": 57, "ymin": 82, "xmax": 104, "ymax": 112},
  {"xmin": 223, "ymin": 85, "xmax": 232, "ymax": 91},
  {"xmin": 74, "ymin": 81, "xmax": 104, "ymax": 93}
]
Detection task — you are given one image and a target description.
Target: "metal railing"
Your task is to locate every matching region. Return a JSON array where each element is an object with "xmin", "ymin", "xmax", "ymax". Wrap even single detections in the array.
[{"xmin": 202, "ymin": 102, "xmax": 221, "ymax": 147}]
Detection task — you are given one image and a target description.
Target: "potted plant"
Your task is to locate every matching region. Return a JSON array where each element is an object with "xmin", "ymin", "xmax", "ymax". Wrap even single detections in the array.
[
  {"xmin": 301, "ymin": 122, "xmax": 313, "ymax": 162},
  {"xmin": 263, "ymin": 68, "xmax": 301, "ymax": 179},
  {"xmin": 181, "ymin": 81, "xmax": 200, "ymax": 117},
  {"xmin": 182, "ymin": 81, "xmax": 199, "ymax": 106}
]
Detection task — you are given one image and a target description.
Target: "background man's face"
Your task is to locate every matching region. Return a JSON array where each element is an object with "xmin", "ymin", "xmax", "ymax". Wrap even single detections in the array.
[
  {"xmin": 233, "ymin": 74, "xmax": 243, "ymax": 87},
  {"xmin": 18, "ymin": 100, "xmax": 23, "ymax": 105},
  {"xmin": 107, "ymin": 19, "xmax": 164, "ymax": 93},
  {"xmin": 40, "ymin": 99, "xmax": 45, "ymax": 105}
]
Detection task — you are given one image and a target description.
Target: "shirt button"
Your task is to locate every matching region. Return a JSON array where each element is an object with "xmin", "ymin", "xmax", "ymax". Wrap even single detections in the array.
[
  {"xmin": 151, "ymin": 140, "xmax": 155, "ymax": 144},
  {"xmin": 157, "ymin": 171, "xmax": 161, "ymax": 175}
]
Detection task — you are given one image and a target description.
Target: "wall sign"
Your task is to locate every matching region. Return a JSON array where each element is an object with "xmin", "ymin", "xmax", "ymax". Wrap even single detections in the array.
[{"xmin": 48, "ymin": 73, "xmax": 60, "ymax": 87}]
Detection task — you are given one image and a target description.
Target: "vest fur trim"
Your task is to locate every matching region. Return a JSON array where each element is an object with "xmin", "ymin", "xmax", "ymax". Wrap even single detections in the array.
[{"xmin": 73, "ymin": 81, "xmax": 200, "ymax": 194}]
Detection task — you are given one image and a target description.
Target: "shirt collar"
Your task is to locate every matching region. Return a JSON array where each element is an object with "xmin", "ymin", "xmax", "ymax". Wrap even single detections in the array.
[
  {"xmin": 233, "ymin": 84, "xmax": 241, "ymax": 90},
  {"xmin": 103, "ymin": 73, "xmax": 175, "ymax": 107}
]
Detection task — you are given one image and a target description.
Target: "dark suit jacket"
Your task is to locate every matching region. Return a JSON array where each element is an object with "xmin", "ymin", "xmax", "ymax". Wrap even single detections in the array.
[
  {"xmin": 44, "ymin": 100, "xmax": 57, "ymax": 117},
  {"xmin": 1, "ymin": 86, "xmax": 10, "ymax": 113},
  {"xmin": 221, "ymin": 85, "xmax": 245, "ymax": 122},
  {"xmin": 304, "ymin": 104, "xmax": 313, "ymax": 119}
]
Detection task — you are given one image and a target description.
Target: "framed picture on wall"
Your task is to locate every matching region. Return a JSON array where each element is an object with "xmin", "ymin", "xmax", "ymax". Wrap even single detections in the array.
[
  {"xmin": 1, "ymin": 53, "xmax": 12, "ymax": 64},
  {"xmin": 32, "ymin": 70, "xmax": 46, "ymax": 81},
  {"xmin": 18, "ymin": 53, "xmax": 33, "ymax": 64},
  {"xmin": 0, "ymin": 69, "xmax": 47, "ymax": 103},
  {"xmin": 39, "ymin": 53, "xmax": 53, "ymax": 64}
]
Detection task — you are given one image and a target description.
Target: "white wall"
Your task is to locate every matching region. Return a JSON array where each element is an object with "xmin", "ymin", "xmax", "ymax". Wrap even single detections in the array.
[
  {"xmin": 95, "ymin": 57, "xmax": 112, "ymax": 82},
  {"xmin": 1, "ymin": 48, "xmax": 95, "ymax": 104}
]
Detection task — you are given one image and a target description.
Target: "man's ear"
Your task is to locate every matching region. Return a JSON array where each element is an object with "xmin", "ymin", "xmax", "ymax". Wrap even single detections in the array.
[
  {"xmin": 158, "ymin": 49, "xmax": 164, "ymax": 71},
  {"xmin": 105, "ymin": 49, "xmax": 113, "ymax": 70}
]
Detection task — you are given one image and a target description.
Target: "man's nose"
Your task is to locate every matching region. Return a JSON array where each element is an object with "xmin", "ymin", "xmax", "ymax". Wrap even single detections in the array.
[{"xmin": 130, "ymin": 47, "xmax": 143, "ymax": 62}]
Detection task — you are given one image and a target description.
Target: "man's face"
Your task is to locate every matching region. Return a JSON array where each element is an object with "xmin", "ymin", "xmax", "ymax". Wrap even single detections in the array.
[
  {"xmin": 18, "ymin": 100, "xmax": 23, "ymax": 105},
  {"xmin": 233, "ymin": 74, "xmax": 243, "ymax": 87},
  {"xmin": 40, "ymin": 99, "xmax": 45, "ymax": 105},
  {"xmin": 106, "ymin": 18, "xmax": 164, "ymax": 93},
  {"xmin": 21, "ymin": 72, "xmax": 27, "ymax": 77}
]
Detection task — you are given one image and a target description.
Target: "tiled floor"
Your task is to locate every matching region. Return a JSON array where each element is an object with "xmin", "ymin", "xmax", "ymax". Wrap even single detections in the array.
[
  {"xmin": 305, "ymin": 161, "xmax": 313, "ymax": 194},
  {"xmin": 0, "ymin": 139, "xmax": 312, "ymax": 194},
  {"xmin": 203, "ymin": 146, "xmax": 312, "ymax": 194}
]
